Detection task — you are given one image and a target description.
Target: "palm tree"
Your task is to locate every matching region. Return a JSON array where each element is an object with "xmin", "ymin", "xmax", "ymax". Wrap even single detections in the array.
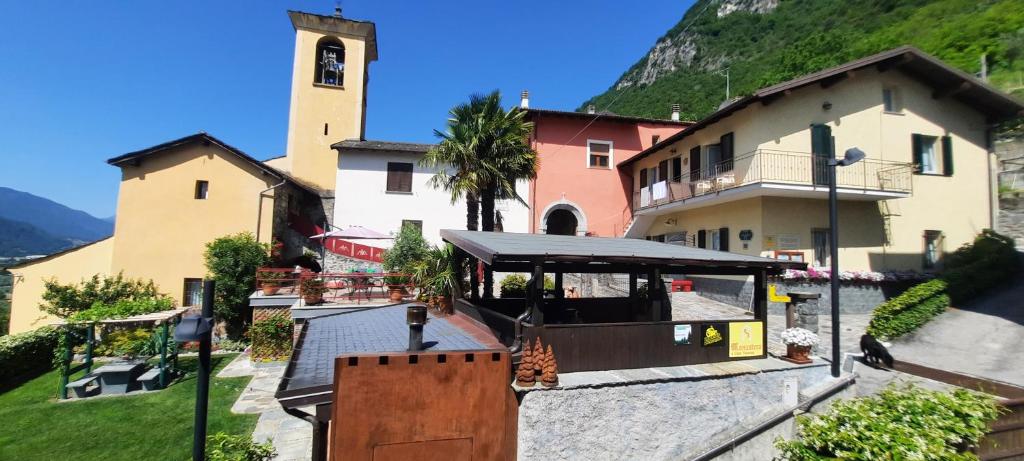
[{"xmin": 422, "ymin": 90, "xmax": 538, "ymax": 297}]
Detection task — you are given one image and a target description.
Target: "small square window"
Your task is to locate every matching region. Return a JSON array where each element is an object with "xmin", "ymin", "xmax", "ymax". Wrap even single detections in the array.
[
  {"xmin": 194, "ymin": 180, "xmax": 209, "ymax": 200},
  {"xmin": 588, "ymin": 141, "xmax": 612, "ymax": 169},
  {"xmin": 183, "ymin": 278, "xmax": 203, "ymax": 306},
  {"xmin": 924, "ymin": 230, "xmax": 943, "ymax": 269},
  {"xmin": 882, "ymin": 87, "xmax": 901, "ymax": 112}
]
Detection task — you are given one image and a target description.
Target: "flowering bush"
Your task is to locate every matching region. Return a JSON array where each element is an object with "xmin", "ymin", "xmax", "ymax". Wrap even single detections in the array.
[
  {"xmin": 250, "ymin": 315, "xmax": 293, "ymax": 361},
  {"xmin": 780, "ymin": 328, "xmax": 820, "ymax": 347},
  {"xmin": 782, "ymin": 267, "xmax": 929, "ymax": 283}
]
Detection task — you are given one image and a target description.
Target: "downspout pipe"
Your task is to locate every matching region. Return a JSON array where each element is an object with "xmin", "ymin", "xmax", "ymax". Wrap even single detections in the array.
[
  {"xmin": 690, "ymin": 373, "xmax": 856, "ymax": 461},
  {"xmin": 255, "ymin": 180, "xmax": 287, "ymax": 243}
]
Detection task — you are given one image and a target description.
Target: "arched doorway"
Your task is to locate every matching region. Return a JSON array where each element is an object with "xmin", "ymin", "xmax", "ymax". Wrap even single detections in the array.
[{"xmin": 546, "ymin": 209, "xmax": 578, "ymax": 235}]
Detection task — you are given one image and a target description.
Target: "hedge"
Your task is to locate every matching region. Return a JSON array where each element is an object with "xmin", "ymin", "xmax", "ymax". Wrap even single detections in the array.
[
  {"xmin": 867, "ymin": 279, "xmax": 950, "ymax": 339},
  {"xmin": 0, "ymin": 326, "xmax": 61, "ymax": 385}
]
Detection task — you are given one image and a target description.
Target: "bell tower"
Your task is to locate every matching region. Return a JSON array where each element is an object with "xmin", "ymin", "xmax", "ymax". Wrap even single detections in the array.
[{"xmin": 284, "ymin": 10, "xmax": 377, "ymax": 192}]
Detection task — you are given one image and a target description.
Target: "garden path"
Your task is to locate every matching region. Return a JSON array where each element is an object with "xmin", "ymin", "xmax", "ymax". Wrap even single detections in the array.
[
  {"xmin": 220, "ymin": 353, "xmax": 312, "ymax": 461},
  {"xmin": 889, "ymin": 274, "xmax": 1024, "ymax": 387}
]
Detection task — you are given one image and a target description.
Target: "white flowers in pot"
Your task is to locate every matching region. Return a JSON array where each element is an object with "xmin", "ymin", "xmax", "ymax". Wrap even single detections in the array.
[{"xmin": 781, "ymin": 328, "xmax": 820, "ymax": 347}]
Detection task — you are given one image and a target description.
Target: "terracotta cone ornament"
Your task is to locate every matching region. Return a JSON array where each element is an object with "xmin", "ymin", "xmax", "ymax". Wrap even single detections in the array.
[
  {"xmin": 541, "ymin": 345, "xmax": 559, "ymax": 387},
  {"xmin": 515, "ymin": 339, "xmax": 536, "ymax": 387},
  {"xmin": 532, "ymin": 338, "xmax": 545, "ymax": 376}
]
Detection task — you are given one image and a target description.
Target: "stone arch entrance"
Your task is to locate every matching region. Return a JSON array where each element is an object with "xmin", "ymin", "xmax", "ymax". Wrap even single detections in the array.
[{"xmin": 540, "ymin": 200, "xmax": 587, "ymax": 236}]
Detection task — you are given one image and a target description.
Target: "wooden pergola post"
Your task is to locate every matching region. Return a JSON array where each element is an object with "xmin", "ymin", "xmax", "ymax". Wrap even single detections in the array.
[
  {"xmin": 651, "ymin": 268, "xmax": 663, "ymax": 321},
  {"xmin": 554, "ymin": 272, "xmax": 563, "ymax": 299},
  {"xmin": 531, "ymin": 262, "xmax": 544, "ymax": 326},
  {"xmin": 754, "ymin": 269, "xmax": 768, "ymax": 354}
]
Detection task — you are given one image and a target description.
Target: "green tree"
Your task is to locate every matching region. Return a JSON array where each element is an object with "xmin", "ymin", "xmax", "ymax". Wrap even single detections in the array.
[
  {"xmin": 382, "ymin": 223, "xmax": 429, "ymax": 275},
  {"xmin": 40, "ymin": 272, "xmax": 164, "ymax": 319},
  {"xmin": 203, "ymin": 232, "xmax": 270, "ymax": 338},
  {"xmin": 422, "ymin": 90, "xmax": 538, "ymax": 297}
]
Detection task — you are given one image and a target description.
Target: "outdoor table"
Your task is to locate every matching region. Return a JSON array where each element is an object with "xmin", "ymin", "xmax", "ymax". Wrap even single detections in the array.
[{"xmin": 93, "ymin": 360, "xmax": 146, "ymax": 395}]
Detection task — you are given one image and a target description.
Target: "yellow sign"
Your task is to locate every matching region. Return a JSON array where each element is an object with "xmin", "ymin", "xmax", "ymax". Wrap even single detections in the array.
[
  {"xmin": 703, "ymin": 325, "xmax": 723, "ymax": 346},
  {"xmin": 768, "ymin": 284, "xmax": 791, "ymax": 303},
  {"xmin": 729, "ymin": 321, "xmax": 764, "ymax": 358}
]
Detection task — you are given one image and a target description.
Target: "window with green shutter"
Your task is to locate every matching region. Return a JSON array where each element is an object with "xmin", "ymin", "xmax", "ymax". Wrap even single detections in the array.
[{"xmin": 941, "ymin": 136, "xmax": 953, "ymax": 176}]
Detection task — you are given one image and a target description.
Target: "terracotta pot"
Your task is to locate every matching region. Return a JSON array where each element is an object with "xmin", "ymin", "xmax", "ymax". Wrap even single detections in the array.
[
  {"xmin": 389, "ymin": 288, "xmax": 405, "ymax": 302},
  {"xmin": 783, "ymin": 343, "xmax": 813, "ymax": 364},
  {"xmin": 437, "ymin": 296, "xmax": 453, "ymax": 315},
  {"xmin": 303, "ymin": 294, "xmax": 323, "ymax": 305},
  {"xmin": 261, "ymin": 284, "xmax": 281, "ymax": 296}
]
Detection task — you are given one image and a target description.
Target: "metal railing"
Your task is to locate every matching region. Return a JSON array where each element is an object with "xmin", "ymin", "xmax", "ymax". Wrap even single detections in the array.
[
  {"xmin": 255, "ymin": 267, "xmax": 415, "ymax": 305},
  {"xmin": 633, "ymin": 149, "xmax": 913, "ymax": 211}
]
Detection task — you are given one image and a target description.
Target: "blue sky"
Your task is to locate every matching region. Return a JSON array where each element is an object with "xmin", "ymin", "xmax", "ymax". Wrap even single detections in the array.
[{"xmin": 0, "ymin": 0, "xmax": 692, "ymax": 217}]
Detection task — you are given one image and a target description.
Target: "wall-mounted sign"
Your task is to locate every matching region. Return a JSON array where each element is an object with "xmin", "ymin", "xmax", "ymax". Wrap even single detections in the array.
[
  {"xmin": 763, "ymin": 235, "xmax": 777, "ymax": 250},
  {"xmin": 728, "ymin": 321, "xmax": 764, "ymax": 358},
  {"xmin": 777, "ymin": 234, "xmax": 800, "ymax": 250},
  {"xmin": 701, "ymin": 323, "xmax": 725, "ymax": 347},
  {"xmin": 673, "ymin": 324, "xmax": 692, "ymax": 345},
  {"xmin": 739, "ymin": 229, "xmax": 753, "ymax": 241}
]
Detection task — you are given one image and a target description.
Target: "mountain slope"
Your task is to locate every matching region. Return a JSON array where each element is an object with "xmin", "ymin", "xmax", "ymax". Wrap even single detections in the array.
[
  {"xmin": 581, "ymin": 0, "xmax": 1024, "ymax": 121},
  {"xmin": 0, "ymin": 216, "xmax": 77, "ymax": 257},
  {"xmin": 0, "ymin": 187, "xmax": 112, "ymax": 242}
]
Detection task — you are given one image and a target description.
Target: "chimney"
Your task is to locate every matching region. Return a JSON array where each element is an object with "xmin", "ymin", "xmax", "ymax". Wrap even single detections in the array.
[
  {"xmin": 587, "ymin": 104, "xmax": 596, "ymax": 114},
  {"xmin": 520, "ymin": 90, "xmax": 529, "ymax": 109},
  {"xmin": 671, "ymin": 104, "xmax": 681, "ymax": 122},
  {"xmin": 333, "ymin": 2, "xmax": 342, "ymax": 18},
  {"xmin": 407, "ymin": 305, "xmax": 427, "ymax": 351}
]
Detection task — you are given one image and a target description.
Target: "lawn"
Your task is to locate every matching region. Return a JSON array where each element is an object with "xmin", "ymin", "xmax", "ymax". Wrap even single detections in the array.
[{"xmin": 0, "ymin": 354, "xmax": 259, "ymax": 460}]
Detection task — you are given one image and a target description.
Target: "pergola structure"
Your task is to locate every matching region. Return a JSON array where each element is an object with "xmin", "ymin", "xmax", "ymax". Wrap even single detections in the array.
[
  {"xmin": 441, "ymin": 230, "xmax": 807, "ymax": 372},
  {"xmin": 52, "ymin": 307, "xmax": 189, "ymax": 399}
]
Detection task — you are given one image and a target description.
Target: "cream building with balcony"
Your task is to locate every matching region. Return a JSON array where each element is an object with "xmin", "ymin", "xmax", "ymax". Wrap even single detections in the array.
[{"xmin": 621, "ymin": 47, "xmax": 1023, "ymax": 272}]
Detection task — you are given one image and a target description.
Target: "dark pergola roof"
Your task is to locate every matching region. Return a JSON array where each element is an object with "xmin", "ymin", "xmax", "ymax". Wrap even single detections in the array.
[{"xmin": 440, "ymin": 230, "xmax": 805, "ymax": 274}]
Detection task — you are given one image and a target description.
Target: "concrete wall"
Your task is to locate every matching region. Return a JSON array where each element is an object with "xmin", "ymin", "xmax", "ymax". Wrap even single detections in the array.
[
  {"xmin": 333, "ymin": 149, "xmax": 529, "ymax": 248},
  {"xmin": 686, "ymin": 275, "xmax": 915, "ymax": 314},
  {"xmin": 8, "ymin": 237, "xmax": 114, "ymax": 334},
  {"xmin": 284, "ymin": 25, "xmax": 370, "ymax": 191},
  {"xmin": 530, "ymin": 115, "xmax": 683, "ymax": 237},
  {"xmin": 517, "ymin": 365, "xmax": 829, "ymax": 459},
  {"xmin": 631, "ymin": 66, "xmax": 995, "ymax": 272}
]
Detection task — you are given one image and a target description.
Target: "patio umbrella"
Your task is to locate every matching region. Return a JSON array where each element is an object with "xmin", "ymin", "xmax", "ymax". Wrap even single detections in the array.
[{"xmin": 309, "ymin": 225, "xmax": 393, "ymax": 240}]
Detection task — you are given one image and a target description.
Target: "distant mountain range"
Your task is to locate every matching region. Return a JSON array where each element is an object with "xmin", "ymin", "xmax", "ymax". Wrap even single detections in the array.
[{"xmin": 0, "ymin": 187, "xmax": 113, "ymax": 257}]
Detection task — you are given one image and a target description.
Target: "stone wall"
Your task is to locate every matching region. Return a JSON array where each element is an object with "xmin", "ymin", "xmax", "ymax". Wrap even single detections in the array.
[
  {"xmin": 686, "ymin": 275, "xmax": 914, "ymax": 314},
  {"xmin": 998, "ymin": 196, "xmax": 1024, "ymax": 249},
  {"xmin": 322, "ymin": 252, "xmax": 383, "ymax": 273},
  {"xmin": 517, "ymin": 365, "xmax": 829, "ymax": 459}
]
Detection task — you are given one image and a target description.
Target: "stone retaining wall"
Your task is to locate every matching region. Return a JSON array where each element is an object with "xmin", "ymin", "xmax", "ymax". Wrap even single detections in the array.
[{"xmin": 686, "ymin": 276, "xmax": 915, "ymax": 315}]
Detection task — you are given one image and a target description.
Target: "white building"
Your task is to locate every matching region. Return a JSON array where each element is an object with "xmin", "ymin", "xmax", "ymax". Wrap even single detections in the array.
[{"xmin": 331, "ymin": 139, "xmax": 529, "ymax": 249}]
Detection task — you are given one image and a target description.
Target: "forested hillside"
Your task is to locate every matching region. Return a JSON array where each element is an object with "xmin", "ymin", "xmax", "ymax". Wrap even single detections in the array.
[{"xmin": 581, "ymin": 0, "xmax": 1024, "ymax": 123}]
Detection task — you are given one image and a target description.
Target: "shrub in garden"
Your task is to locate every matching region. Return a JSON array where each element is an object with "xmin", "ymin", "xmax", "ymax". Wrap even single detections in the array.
[
  {"xmin": 867, "ymin": 279, "xmax": 949, "ymax": 339},
  {"xmin": 249, "ymin": 316, "xmax": 293, "ymax": 361},
  {"xmin": 500, "ymin": 274, "xmax": 528, "ymax": 298},
  {"xmin": 941, "ymin": 229, "xmax": 1020, "ymax": 305},
  {"xmin": 204, "ymin": 232, "xmax": 271, "ymax": 338},
  {"xmin": 776, "ymin": 383, "xmax": 1001, "ymax": 460},
  {"xmin": 206, "ymin": 432, "xmax": 275, "ymax": 461},
  {"xmin": 0, "ymin": 326, "xmax": 61, "ymax": 384},
  {"xmin": 41, "ymin": 272, "xmax": 164, "ymax": 319},
  {"xmin": 382, "ymin": 223, "xmax": 429, "ymax": 280}
]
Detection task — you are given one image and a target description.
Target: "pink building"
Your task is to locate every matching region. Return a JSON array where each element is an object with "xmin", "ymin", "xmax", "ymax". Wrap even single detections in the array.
[{"xmin": 523, "ymin": 95, "xmax": 688, "ymax": 237}]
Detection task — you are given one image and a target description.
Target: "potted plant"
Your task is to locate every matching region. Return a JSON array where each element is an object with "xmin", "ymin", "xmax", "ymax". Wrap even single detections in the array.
[
  {"xmin": 257, "ymin": 269, "xmax": 286, "ymax": 296},
  {"xmin": 780, "ymin": 327, "xmax": 819, "ymax": 364},
  {"xmin": 300, "ymin": 277, "xmax": 328, "ymax": 305},
  {"xmin": 384, "ymin": 274, "xmax": 408, "ymax": 302},
  {"xmin": 382, "ymin": 223, "xmax": 428, "ymax": 302},
  {"xmin": 427, "ymin": 244, "xmax": 460, "ymax": 315}
]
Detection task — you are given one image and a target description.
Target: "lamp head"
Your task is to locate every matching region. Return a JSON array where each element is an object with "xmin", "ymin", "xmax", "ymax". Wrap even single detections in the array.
[{"xmin": 839, "ymin": 147, "xmax": 865, "ymax": 166}]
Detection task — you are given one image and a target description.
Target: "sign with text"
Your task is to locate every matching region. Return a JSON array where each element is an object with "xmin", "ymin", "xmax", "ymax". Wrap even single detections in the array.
[{"xmin": 728, "ymin": 321, "xmax": 764, "ymax": 358}]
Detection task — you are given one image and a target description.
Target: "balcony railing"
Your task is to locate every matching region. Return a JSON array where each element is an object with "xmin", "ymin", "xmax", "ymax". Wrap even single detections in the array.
[{"xmin": 633, "ymin": 149, "xmax": 913, "ymax": 211}]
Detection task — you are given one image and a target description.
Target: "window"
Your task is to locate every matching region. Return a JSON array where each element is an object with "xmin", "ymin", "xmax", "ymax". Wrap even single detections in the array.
[
  {"xmin": 882, "ymin": 87, "xmax": 901, "ymax": 112},
  {"xmin": 658, "ymin": 160, "xmax": 669, "ymax": 183},
  {"xmin": 697, "ymin": 229, "xmax": 707, "ymax": 249},
  {"xmin": 671, "ymin": 157, "xmax": 682, "ymax": 182},
  {"xmin": 924, "ymin": 230, "xmax": 943, "ymax": 269},
  {"xmin": 639, "ymin": 169, "xmax": 648, "ymax": 189},
  {"xmin": 718, "ymin": 227, "xmax": 729, "ymax": 252},
  {"xmin": 812, "ymin": 229, "xmax": 830, "ymax": 267},
  {"xmin": 386, "ymin": 162, "xmax": 413, "ymax": 193},
  {"xmin": 194, "ymin": 180, "xmax": 209, "ymax": 200},
  {"xmin": 401, "ymin": 220, "xmax": 423, "ymax": 235},
  {"xmin": 703, "ymin": 144, "xmax": 722, "ymax": 177},
  {"xmin": 588, "ymin": 140, "xmax": 612, "ymax": 168},
  {"xmin": 775, "ymin": 251, "xmax": 805, "ymax": 262},
  {"xmin": 912, "ymin": 134, "xmax": 953, "ymax": 176},
  {"xmin": 183, "ymin": 278, "xmax": 203, "ymax": 307},
  {"xmin": 314, "ymin": 37, "xmax": 345, "ymax": 86},
  {"xmin": 666, "ymin": 231, "xmax": 688, "ymax": 245}
]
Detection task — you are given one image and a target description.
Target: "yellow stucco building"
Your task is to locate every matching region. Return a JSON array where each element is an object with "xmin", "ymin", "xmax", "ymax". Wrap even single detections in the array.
[
  {"xmin": 7, "ymin": 10, "xmax": 370, "ymax": 333},
  {"xmin": 623, "ymin": 47, "xmax": 1023, "ymax": 272}
]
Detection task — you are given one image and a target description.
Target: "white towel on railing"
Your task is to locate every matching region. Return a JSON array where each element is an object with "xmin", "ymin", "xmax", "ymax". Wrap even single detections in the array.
[
  {"xmin": 640, "ymin": 188, "xmax": 651, "ymax": 207},
  {"xmin": 652, "ymin": 181, "xmax": 668, "ymax": 200}
]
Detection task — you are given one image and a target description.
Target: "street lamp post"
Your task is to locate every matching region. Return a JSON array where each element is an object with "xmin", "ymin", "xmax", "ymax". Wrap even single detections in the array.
[
  {"xmin": 175, "ymin": 280, "xmax": 215, "ymax": 461},
  {"xmin": 828, "ymin": 147, "xmax": 865, "ymax": 378}
]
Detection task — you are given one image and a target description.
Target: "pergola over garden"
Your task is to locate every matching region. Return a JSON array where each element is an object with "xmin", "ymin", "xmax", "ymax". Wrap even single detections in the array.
[
  {"xmin": 441, "ymin": 230, "xmax": 807, "ymax": 372},
  {"xmin": 52, "ymin": 307, "xmax": 190, "ymax": 399}
]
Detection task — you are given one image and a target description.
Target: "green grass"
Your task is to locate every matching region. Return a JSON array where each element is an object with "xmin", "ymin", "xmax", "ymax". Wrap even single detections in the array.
[{"xmin": 0, "ymin": 354, "xmax": 258, "ymax": 461}]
